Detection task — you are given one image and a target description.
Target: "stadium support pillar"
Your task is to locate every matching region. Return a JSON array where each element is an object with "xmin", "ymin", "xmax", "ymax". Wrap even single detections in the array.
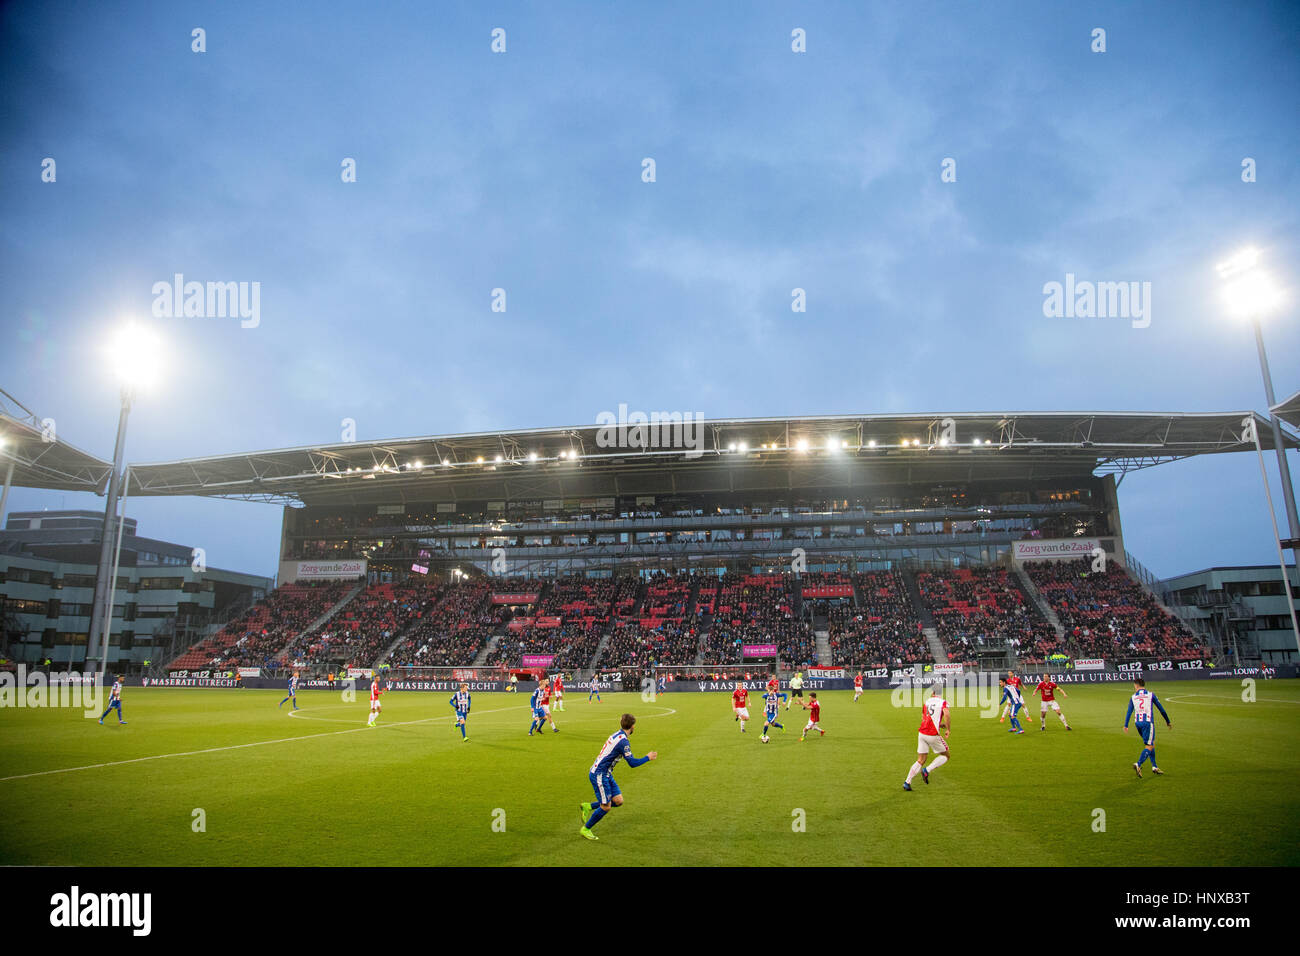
[
  {"xmin": 1250, "ymin": 318, "xmax": 1300, "ymax": 659},
  {"xmin": 1249, "ymin": 414, "xmax": 1300, "ymax": 659},
  {"xmin": 0, "ymin": 457, "xmax": 14, "ymax": 527},
  {"xmin": 1253, "ymin": 319, "xmax": 1300, "ymax": 551},
  {"xmin": 87, "ymin": 390, "xmax": 132, "ymax": 676}
]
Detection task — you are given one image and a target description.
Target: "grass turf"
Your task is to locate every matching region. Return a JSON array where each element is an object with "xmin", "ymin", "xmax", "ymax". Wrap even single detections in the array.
[{"xmin": 0, "ymin": 680, "xmax": 1297, "ymax": 866}]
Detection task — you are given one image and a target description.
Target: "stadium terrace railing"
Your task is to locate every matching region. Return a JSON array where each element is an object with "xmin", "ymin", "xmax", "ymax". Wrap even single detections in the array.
[{"xmin": 314, "ymin": 503, "xmax": 1095, "ymax": 539}]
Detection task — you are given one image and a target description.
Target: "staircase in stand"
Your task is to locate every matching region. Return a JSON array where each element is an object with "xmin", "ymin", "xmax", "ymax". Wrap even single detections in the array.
[
  {"xmin": 588, "ymin": 630, "xmax": 614, "ymax": 670},
  {"xmin": 901, "ymin": 570, "xmax": 936, "ymax": 630},
  {"xmin": 814, "ymin": 627, "xmax": 833, "ymax": 666},
  {"xmin": 473, "ymin": 632, "xmax": 504, "ymax": 667},
  {"xmin": 922, "ymin": 626, "xmax": 946, "ymax": 663},
  {"xmin": 1013, "ymin": 564, "xmax": 1066, "ymax": 641},
  {"xmin": 274, "ymin": 580, "xmax": 368, "ymax": 665}
]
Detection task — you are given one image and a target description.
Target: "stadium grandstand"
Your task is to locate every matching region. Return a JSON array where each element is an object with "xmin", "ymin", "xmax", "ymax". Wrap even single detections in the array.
[{"xmin": 76, "ymin": 410, "xmax": 1291, "ymax": 680}]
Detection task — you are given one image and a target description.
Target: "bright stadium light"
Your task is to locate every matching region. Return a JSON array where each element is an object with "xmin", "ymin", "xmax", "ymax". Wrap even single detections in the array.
[
  {"xmin": 825, "ymin": 438, "xmax": 837, "ymax": 453},
  {"xmin": 495, "ymin": 454, "xmax": 504, "ymax": 463},
  {"xmin": 867, "ymin": 439, "xmax": 876, "ymax": 448},
  {"xmin": 737, "ymin": 441, "xmax": 748, "ymax": 453},
  {"xmin": 528, "ymin": 451, "xmax": 538, "ymax": 462},
  {"xmin": 476, "ymin": 456, "xmax": 485, "ymax": 464},
  {"xmin": 796, "ymin": 438, "xmax": 809, "ymax": 453},
  {"xmin": 728, "ymin": 443, "xmax": 736, "ymax": 451},
  {"xmin": 106, "ymin": 322, "xmax": 164, "ymax": 393}
]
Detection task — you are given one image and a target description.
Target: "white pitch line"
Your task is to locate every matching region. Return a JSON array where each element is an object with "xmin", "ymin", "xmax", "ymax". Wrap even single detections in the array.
[
  {"xmin": 0, "ymin": 701, "xmax": 679, "ymax": 783},
  {"xmin": 0, "ymin": 704, "xmax": 527, "ymax": 783},
  {"xmin": 1162, "ymin": 694, "xmax": 1300, "ymax": 706}
]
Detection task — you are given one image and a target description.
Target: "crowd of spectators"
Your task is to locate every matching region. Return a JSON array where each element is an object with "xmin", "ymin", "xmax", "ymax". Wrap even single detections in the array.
[
  {"xmin": 827, "ymin": 571, "xmax": 928, "ymax": 669},
  {"xmin": 916, "ymin": 567, "xmax": 1065, "ymax": 665},
  {"xmin": 174, "ymin": 579, "xmax": 357, "ymax": 671},
  {"xmin": 602, "ymin": 620, "xmax": 700, "ymax": 667},
  {"xmin": 383, "ymin": 579, "xmax": 498, "ymax": 667},
  {"xmin": 1025, "ymin": 559, "xmax": 1211, "ymax": 662},
  {"xmin": 704, "ymin": 572, "xmax": 817, "ymax": 667}
]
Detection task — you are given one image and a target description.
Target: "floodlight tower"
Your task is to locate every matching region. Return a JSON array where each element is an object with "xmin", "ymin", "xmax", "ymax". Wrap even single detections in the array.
[
  {"xmin": 1217, "ymin": 248, "xmax": 1300, "ymax": 656},
  {"xmin": 86, "ymin": 324, "xmax": 162, "ymax": 675}
]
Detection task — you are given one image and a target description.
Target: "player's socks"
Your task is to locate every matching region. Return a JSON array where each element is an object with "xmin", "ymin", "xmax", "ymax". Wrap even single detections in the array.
[
  {"xmin": 459, "ymin": 723, "xmax": 466, "ymax": 739},
  {"xmin": 928, "ymin": 755, "xmax": 947, "ymax": 773},
  {"xmin": 585, "ymin": 807, "xmax": 608, "ymax": 829},
  {"xmin": 905, "ymin": 761, "xmax": 923, "ymax": 784}
]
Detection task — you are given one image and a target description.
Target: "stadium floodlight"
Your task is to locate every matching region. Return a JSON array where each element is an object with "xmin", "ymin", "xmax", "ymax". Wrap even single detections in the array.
[
  {"xmin": 867, "ymin": 439, "xmax": 876, "ymax": 448},
  {"xmin": 737, "ymin": 441, "xmax": 748, "ymax": 453},
  {"xmin": 528, "ymin": 451, "xmax": 538, "ymax": 462},
  {"xmin": 495, "ymin": 454, "xmax": 504, "ymax": 463},
  {"xmin": 1218, "ymin": 247, "xmax": 1300, "ymax": 653},
  {"xmin": 87, "ymin": 322, "xmax": 166, "ymax": 677},
  {"xmin": 825, "ymin": 437, "xmax": 837, "ymax": 452},
  {"xmin": 795, "ymin": 438, "xmax": 809, "ymax": 452},
  {"xmin": 106, "ymin": 322, "xmax": 163, "ymax": 393},
  {"xmin": 476, "ymin": 456, "xmax": 485, "ymax": 464},
  {"xmin": 728, "ymin": 443, "xmax": 736, "ymax": 451}
]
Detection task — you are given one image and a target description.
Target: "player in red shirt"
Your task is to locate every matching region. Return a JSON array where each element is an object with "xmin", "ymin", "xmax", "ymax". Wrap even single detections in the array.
[
  {"xmin": 798, "ymin": 692, "xmax": 825, "ymax": 741},
  {"xmin": 366, "ymin": 673, "xmax": 385, "ymax": 727},
  {"xmin": 731, "ymin": 684, "xmax": 751, "ymax": 733},
  {"xmin": 904, "ymin": 686, "xmax": 950, "ymax": 790},
  {"xmin": 538, "ymin": 676, "xmax": 559, "ymax": 732},
  {"xmin": 853, "ymin": 673, "xmax": 864, "ymax": 703},
  {"xmin": 1031, "ymin": 678, "xmax": 1072, "ymax": 731},
  {"xmin": 553, "ymin": 673, "xmax": 566, "ymax": 712}
]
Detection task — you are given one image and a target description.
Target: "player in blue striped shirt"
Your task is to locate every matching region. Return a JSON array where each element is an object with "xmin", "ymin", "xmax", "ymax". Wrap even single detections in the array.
[
  {"xmin": 760, "ymin": 688, "xmax": 787, "ymax": 742},
  {"xmin": 1124, "ymin": 678, "xmax": 1171, "ymax": 778},
  {"xmin": 579, "ymin": 713, "xmax": 658, "ymax": 841},
  {"xmin": 98, "ymin": 676, "xmax": 126, "ymax": 725},
  {"xmin": 278, "ymin": 672, "xmax": 299, "ymax": 710},
  {"xmin": 449, "ymin": 683, "xmax": 471, "ymax": 741}
]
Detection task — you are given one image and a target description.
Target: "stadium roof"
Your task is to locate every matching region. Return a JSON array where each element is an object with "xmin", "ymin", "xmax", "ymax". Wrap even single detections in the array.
[
  {"xmin": 0, "ymin": 391, "xmax": 113, "ymax": 495},
  {"xmin": 121, "ymin": 411, "xmax": 1297, "ymax": 507},
  {"xmin": 1272, "ymin": 388, "xmax": 1300, "ymax": 432}
]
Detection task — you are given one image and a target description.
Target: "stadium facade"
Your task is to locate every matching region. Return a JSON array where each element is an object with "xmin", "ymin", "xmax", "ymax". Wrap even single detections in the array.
[{"xmin": 5, "ymin": 408, "xmax": 1299, "ymax": 675}]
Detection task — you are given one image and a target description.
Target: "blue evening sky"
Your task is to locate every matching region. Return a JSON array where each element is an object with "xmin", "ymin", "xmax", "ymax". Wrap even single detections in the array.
[{"xmin": 1, "ymin": 0, "xmax": 1297, "ymax": 580}]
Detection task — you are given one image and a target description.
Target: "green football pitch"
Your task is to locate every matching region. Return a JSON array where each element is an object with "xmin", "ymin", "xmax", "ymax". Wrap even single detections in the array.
[{"xmin": 1, "ymin": 680, "xmax": 1297, "ymax": 867}]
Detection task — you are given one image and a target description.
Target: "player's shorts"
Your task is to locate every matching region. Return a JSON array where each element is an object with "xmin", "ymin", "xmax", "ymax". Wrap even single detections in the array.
[
  {"xmin": 455, "ymin": 710, "xmax": 469, "ymax": 722},
  {"xmin": 1040, "ymin": 700, "xmax": 1060, "ymax": 712},
  {"xmin": 533, "ymin": 707, "xmax": 546, "ymax": 720},
  {"xmin": 370, "ymin": 700, "xmax": 381, "ymax": 711},
  {"xmin": 541, "ymin": 704, "xmax": 551, "ymax": 717},
  {"xmin": 734, "ymin": 706, "xmax": 749, "ymax": 719},
  {"xmin": 917, "ymin": 732, "xmax": 948, "ymax": 754},
  {"xmin": 791, "ymin": 688, "xmax": 803, "ymax": 697},
  {"xmin": 764, "ymin": 709, "xmax": 778, "ymax": 722},
  {"xmin": 589, "ymin": 771, "xmax": 621, "ymax": 805},
  {"xmin": 1135, "ymin": 720, "xmax": 1156, "ymax": 746}
]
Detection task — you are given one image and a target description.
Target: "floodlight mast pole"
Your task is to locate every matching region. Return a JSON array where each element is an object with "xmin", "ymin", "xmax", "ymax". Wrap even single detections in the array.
[
  {"xmin": 1252, "ymin": 317, "xmax": 1300, "ymax": 545},
  {"xmin": 87, "ymin": 386, "xmax": 132, "ymax": 677},
  {"xmin": 1250, "ymin": 318, "xmax": 1300, "ymax": 659}
]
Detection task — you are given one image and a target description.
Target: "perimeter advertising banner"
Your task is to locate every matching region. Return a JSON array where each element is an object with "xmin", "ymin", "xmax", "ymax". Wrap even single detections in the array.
[{"xmin": 1011, "ymin": 538, "xmax": 1101, "ymax": 562}]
